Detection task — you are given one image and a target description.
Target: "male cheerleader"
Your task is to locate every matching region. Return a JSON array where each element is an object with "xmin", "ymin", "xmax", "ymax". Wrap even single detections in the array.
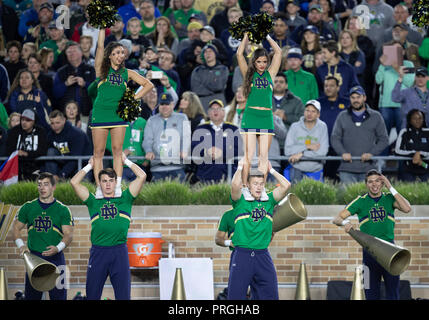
[
  {"xmin": 70, "ymin": 153, "xmax": 146, "ymax": 300},
  {"xmin": 227, "ymin": 159, "xmax": 291, "ymax": 300}
]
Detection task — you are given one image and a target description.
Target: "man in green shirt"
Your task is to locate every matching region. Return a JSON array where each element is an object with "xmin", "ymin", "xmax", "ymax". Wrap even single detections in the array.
[
  {"xmin": 333, "ymin": 170, "xmax": 411, "ymax": 300},
  {"xmin": 12, "ymin": 172, "xmax": 74, "ymax": 300},
  {"xmin": 227, "ymin": 159, "xmax": 291, "ymax": 300},
  {"xmin": 171, "ymin": 0, "xmax": 207, "ymax": 40},
  {"xmin": 285, "ymin": 48, "xmax": 319, "ymax": 105},
  {"xmin": 70, "ymin": 153, "xmax": 147, "ymax": 300}
]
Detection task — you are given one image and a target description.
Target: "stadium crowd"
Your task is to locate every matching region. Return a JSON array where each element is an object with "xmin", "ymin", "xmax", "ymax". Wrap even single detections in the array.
[{"xmin": 0, "ymin": 0, "xmax": 428, "ymax": 184}]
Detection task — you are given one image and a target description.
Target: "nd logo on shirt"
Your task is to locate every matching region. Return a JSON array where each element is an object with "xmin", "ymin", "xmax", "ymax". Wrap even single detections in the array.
[
  {"xmin": 369, "ymin": 206, "xmax": 386, "ymax": 222},
  {"xmin": 34, "ymin": 216, "xmax": 52, "ymax": 232},
  {"xmin": 254, "ymin": 77, "xmax": 270, "ymax": 89},
  {"xmin": 251, "ymin": 207, "xmax": 267, "ymax": 222},
  {"xmin": 100, "ymin": 203, "xmax": 118, "ymax": 220},
  {"xmin": 108, "ymin": 73, "xmax": 123, "ymax": 86}
]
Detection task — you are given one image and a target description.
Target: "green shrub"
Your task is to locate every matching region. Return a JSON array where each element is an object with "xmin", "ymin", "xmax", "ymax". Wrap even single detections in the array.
[
  {"xmin": 291, "ymin": 178, "xmax": 337, "ymax": 205},
  {"xmin": 54, "ymin": 182, "xmax": 95, "ymax": 205},
  {"xmin": 340, "ymin": 182, "xmax": 367, "ymax": 204},
  {"xmin": 192, "ymin": 183, "xmax": 231, "ymax": 205},
  {"xmin": 136, "ymin": 179, "xmax": 193, "ymax": 205},
  {"xmin": 0, "ymin": 182, "xmax": 38, "ymax": 205}
]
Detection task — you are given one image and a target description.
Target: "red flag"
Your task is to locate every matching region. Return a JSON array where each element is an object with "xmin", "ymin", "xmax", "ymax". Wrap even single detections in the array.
[{"xmin": 0, "ymin": 151, "xmax": 19, "ymax": 186}]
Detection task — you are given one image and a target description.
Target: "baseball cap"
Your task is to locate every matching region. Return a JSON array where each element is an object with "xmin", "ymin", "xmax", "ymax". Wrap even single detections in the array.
[
  {"xmin": 208, "ymin": 99, "xmax": 224, "ymax": 109},
  {"xmin": 287, "ymin": 47, "xmax": 303, "ymax": 59},
  {"xmin": 287, "ymin": 0, "xmax": 300, "ymax": 6},
  {"xmin": 416, "ymin": 66, "xmax": 428, "ymax": 76},
  {"xmin": 22, "ymin": 109, "xmax": 35, "ymax": 121},
  {"xmin": 39, "ymin": 2, "xmax": 54, "ymax": 12},
  {"xmin": 309, "ymin": 4, "xmax": 323, "ymax": 12},
  {"xmin": 305, "ymin": 100, "xmax": 321, "ymax": 112},
  {"xmin": 187, "ymin": 21, "xmax": 203, "ymax": 31},
  {"xmin": 118, "ymin": 39, "xmax": 132, "ymax": 53},
  {"xmin": 159, "ymin": 92, "xmax": 173, "ymax": 105},
  {"xmin": 349, "ymin": 85, "xmax": 366, "ymax": 96},
  {"xmin": 303, "ymin": 25, "xmax": 319, "ymax": 35},
  {"xmin": 188, "ymin": 13, "xmax": 202, "ymax": 22},
  {"xmin": 48, "ymin": 21, "xmax": 58, "ymax": 29},
  {"xmin": 144, "ymin": 46, "xmax": 157, "ymax": 53},
  {"xmin": 200, "ymin": 25, "xmax": 215, "ymax": 36},
  {"xmin": 393, "ymin": 23, "xmax": 408, "ymax": 30}
]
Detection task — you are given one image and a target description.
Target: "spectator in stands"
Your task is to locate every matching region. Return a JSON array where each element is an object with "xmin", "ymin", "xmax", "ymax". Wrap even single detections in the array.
[
  {"xmin": 7, "ymin": 68, "xmax": 51, "ymax": 130},
  {"xmin": 291, "ymin": 4, "xmax": 336, "ymax": 44},
  {"xmin": 178, "ymin": 91, "xmax": 206, "ymax": 133},
  {"xmin": 139, "ymin": 0, "xmax": 159, "ymax": 36},
  {"xmin": 0, "ymin": 62, "xmax": 9, "ymax": 103},
  {"xmin": 272, "ymin": 72, "xmax": 305, "ymax": 131},
  {"xmin": 318, "ymin": 76, "xmax": 350, "ymax": 181},
  {"xmin": 118, "ymin": 39, "xmax": 139, "ymax": 70},
  {"xmin": 263, "ymin": 13, "xmax": 297, "ymax": 54},
  {"xmin": 104, "ymin": 16, "xmax": 126, "ymax": 46},
  {"xmin": 71, "ymin": 11, "xmax": 103, "ymax": 58},
  {"xmin": 18, "ymin": 0, "xmax": 47, "ymax": 38},
  {"xmin": 140, "ymin": 86, "xmax": 158, "ymax": 120},
  {"xmin": 260, "ymin": 0, "xmax": 276, "ymax": 15},
  {"xmin": 118, "ymin": 0, "xmax": 149, "ymax": 33},
  {"xmin": 172, "ymin": 0, "xmax": 207, "ymax": 41},
  {"xmin": 8, "ymin": 112, "xmax": 21, "ymax": 129},
  {"xmin": 319, "ymin": 0, "xmax": 341, "ymax": 37},
  {"xmin": 331, "ymin": 86, "xmax": 389, "ymax": 184},
  {"xmin": 419, "ymin": 31, "xmax": 429, "ymax": 69},
  {"xmin": 344, "ymin": 15, "xmax": 376, "ymax": 106},
  {"xmin": 64, "ymin": 100, "xmax": 86, "ymax": 132},
  {"xmin": 338, "ymin": 30, "xmax": 366, "ymax": 86},
  {"xmin": 5, "ymin": 108, "xmax": 48, "ymax": 181},
  {"xmin": 219, "ymin": 7, "xmax": 242, "ymax": 68},
  {"xmin": 285, "ymin": 0, "xmax": 306, "ymax": 33},
  {"xmin": 146, "ymin": 49, "xmax": 181, "ymax": 96},
  {"xmin": 191, "ymin": 44, "xmax": 229, "ymax": 111},
  {"xmin": 382, "ymin": 4, "xmax": 423, "ymax": 47},
  {"xmin": 210, "ymin": 0, "xmax": 249, "ymax": 37},
  {"xmin": 176, "ymin": 39, "xmax": 204, "ymax": 92},
  {"xmin": 38, "ymin": 47, "xmax": 55, "ymax": 77},
  {"xmin": 352, "ymin": 0, "xmax": 395, "ymax": 49},
  {"xmin": 392, "ymin": 66, "xmax": 429, "ymax": 129},
  {"xmin": 177, "ymin": 21, "xmax": 203, "ymax": 55},
  {"xmin": 27, "ymin": 52, "xmax": 54, "ymax": 108},
  {"xmin": 125, "ymin": 17, "xmax": 151, "ymax": 61},
  {"xmin": 39, "ymin": 21, "xmax": 68, "ymax": 66},
  {"xmin": 199, "ymin": 25, "xmax": 229, "ymax": 68},
  {"xmin": 53, "ymin": 42, "xmax": 96, "ymax": 117},
  {"xmin": 224, "ymin": 85, "xmax": 246, "ymax": 127},
  {"xmin": 24, "ymin": 2, "xmax": 54, "ymax": 47},
  {"xmin": 284, "ymin": 100, "xmax": 329, "ymax": 182},
  {"xmin": 0, "ymin": 0, "xmax": 20, "ymax": 43},
  {"xmin": 316, "ymin": 40, "xmax": 360, "ymax": 98},
  {"xmin": 191, "ymin": 99, "xmax": 241, "ymax": 182},
  {"xmin": 79, "ymin": 35, "xmax": 95, "ymax": 66},
  {"xmin": 395, "ymin": 109, "xmax": 429, "ymax": 182},
  {"xmin": 45, "ymin": 110, "xmax": 91, "ymax": 180},
  {"xmin": 300, "ymin": 25, "xmax": 322, "ymax": 74},
  {"xmin": 147, "ymin": 16, "xmax": 179, "ymax": 56},
  {"xmin": 375, "ymin": 41, "xmax": 415, "ymax": 138},
  {"xmin": 3, "ymin": 41, "xmax": 27, "ymax": 85},
  {"xmin": 22, "ymin": 42, "xmax": 37, "ymax": 63},
  {"xmin": 143, "ymin": 92, "xmax": 191, "ymax": 181},
  {"xmin": 285, "ymin": 48, "xmax": 319, "ymax": 106}
]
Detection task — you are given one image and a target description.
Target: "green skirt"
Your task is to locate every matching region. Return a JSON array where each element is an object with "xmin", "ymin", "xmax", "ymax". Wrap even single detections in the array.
[{"xmin": 241, "ymin": 107, "xmax": 274, "ymax": 135}]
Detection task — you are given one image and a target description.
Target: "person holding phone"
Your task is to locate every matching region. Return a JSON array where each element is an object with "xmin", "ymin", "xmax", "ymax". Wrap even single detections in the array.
[
  {"xmin": 375, "ymin": 41, "xmax": 415, "ymax": 148},
  {"xmin": 91, "ymin": 28, "xmax": 154, "ymax": 198}
]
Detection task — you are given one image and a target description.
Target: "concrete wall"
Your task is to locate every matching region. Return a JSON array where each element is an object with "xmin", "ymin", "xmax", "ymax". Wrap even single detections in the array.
[{"xmin": 1, "ymin": 205, "xmax": 428, "ymax": 299}]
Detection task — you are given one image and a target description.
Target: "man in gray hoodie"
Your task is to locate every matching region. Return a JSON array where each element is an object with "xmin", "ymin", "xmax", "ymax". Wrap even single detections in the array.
[
  {"xmin": 331, "ymin": 86, "xmax": 389, "ymax": 184},
  {"xmin": 284, "ymin": 100, "xmax": 329, "ymax": 182},
  {"xmin": 143, "ymin": 92, "xmax": 191, "ymax": 181},
  {"xmin": 352, "ymin": 0, "xmax": 395, "ymax": 49}
]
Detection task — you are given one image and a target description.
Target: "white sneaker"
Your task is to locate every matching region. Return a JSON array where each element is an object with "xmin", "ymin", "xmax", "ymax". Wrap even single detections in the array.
[
  {"xmin": 114, "ymin": 183, "xmax": 122, "ymax": 197},
  {"xmin": 242, "ymin": 187, "xmax": 254, "ymax": 201},
  {"xmin": 260, "ymin": 187, "xmax": 269, "ymax": 201},
  {"xmin": 95, "ymin": 186, "xmax": 103, "ymax": 199}
]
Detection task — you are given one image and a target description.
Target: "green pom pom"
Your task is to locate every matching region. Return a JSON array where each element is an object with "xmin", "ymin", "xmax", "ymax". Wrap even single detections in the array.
[
  {"xmin": 228, "ymin": 12, "xmax": 274, "ymax": 44},
  {"xmin": 86, "ymin": 0, "xmax": 119, "ymax": 29},
  {"xmin": 412, "ymin": 0, "xmax": 429, "ymax": 27},
  {"xmin": 117, "ymin": 87, "xmax": 141, "ymax": 122}
]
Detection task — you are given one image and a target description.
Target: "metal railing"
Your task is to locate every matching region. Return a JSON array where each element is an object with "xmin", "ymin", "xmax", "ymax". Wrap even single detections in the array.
[{"xmin": 0, "ymin": 155, "xmax": 417, "ymax": 183}]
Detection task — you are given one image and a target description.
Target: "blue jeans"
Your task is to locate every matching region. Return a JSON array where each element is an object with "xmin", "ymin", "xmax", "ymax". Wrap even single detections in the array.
[
  {"xmin": 151, "ymin": 169, "xmax": 186, "ymax": 182},
  {"xmin": 283, "ymin": 165, "xmax": 324, "ymax": 183},
  {"xmin": 380, "ymin": 107, "xmax": 402, "ymax": 135},
  {"xmin": 339, "ymin": 171, "xmax": 366, "ymax": 184}
]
